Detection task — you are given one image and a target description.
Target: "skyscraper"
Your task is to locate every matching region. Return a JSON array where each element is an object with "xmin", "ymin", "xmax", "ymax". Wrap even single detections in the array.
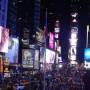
[
  {"xmin": 7, "ymin": 0, "xmax": 17, "ymax": 35},
  {"xmin": 17, "ymin": 0, "xmax": 41, "ymax": 44},
  {"xmin": 17, "ymin": 0, "xmax": 41, "ymax": 63},
  {"xmin": 0, "ymin": 0, "xmax": 8, "ymax": 27}
]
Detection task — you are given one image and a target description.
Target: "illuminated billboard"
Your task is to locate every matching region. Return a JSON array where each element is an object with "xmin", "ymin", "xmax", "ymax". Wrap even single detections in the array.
[
  {"xmin": 69, "ymin": 26, "xmax": 78, "ymax": 63},
  {"xmin": 84, "ymin": 48, "xmax": 90, "ymax": 69},
  {"xmin": 46, "ymin": 49, "xmax": 55, "ymax": 63},
  {"xmin": 84, "ymin": 48, "xmax": 90, "ymax": 61},
  {"xmin": 5, "ymin": 37, "xmax": 19, "ymax": 63},
  {"xmin": 40, "ymin": 48, "xmax": 56, "ymax": 70},
  {"xmin": 49, "ymin": 32, "xmax": 54, "ymax": 49},
  {"xmin": 22, "ymin": 48, "xmax": 39, "ymax": 69},
  {"xmin": 0, "ymin": 26, "xmax": 9, "ymax": 53},
  {"xmin": 22, "ymin": 49, "xmax": 34, "ymax": 68}
]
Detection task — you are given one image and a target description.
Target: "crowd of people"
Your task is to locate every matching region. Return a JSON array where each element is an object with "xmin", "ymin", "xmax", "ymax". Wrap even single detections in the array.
[
  {"xmin": 0, "ymin": 62, "xmax": 87, "ymax": 90},
  {"xmin": 44, "ymin": 63, "xmax": 86, "ymax": 90},
  {"xmin": 30, "ymin": 62, "xmax": 86, "ymax": 90}
]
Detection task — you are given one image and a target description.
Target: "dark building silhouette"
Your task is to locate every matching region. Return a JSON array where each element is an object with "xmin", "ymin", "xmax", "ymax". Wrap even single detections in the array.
[
  {"xmin": 0, "ymin": 0, "xmax": 8, "ymax": 27},
  {"xmin": 17, "ymin": 0, "xmax": 41, "ymax": 63},
  {"xmin": 17, "ymin": 0, "xmax": 40, "ymax": 44},
  {"xmin": 7, "ymin": 0, "xmax": 17, "ymax": 35}
]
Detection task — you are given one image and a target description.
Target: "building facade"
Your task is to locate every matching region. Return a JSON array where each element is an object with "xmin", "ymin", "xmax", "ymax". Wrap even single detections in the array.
[
  {"xmin": 0, "ymin": 0, "xmax": 8, "ymax": 27},
  {"xmin": 7, "ymin": 0, "xmax": 17, "ymax": 35}
]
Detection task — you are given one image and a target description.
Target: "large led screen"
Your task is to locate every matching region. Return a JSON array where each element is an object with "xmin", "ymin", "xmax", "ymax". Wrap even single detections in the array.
[
  {"xmin": 46, "ymin": 49, "xmax": 55, "ymax": 63},
  {"xmin": 22, "ymin": 49, "xmax": 39, "ymax": 69},
  {"xmin": 84, "ymin": 48, "xmax": 90, "ymax": 61},
  {"xmin": 5, "ymin": 37, "xmax": 19, "ymax": 63},
  {"xmin": 0, "ymin": 27, "xmax": 9, "ymax": 53},
  {"xmin": 22, "ymin": 49, "xmax": 35, "ymax": 68}
]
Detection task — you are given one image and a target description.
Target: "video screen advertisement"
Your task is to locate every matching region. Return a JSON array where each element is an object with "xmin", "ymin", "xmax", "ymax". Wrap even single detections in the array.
[
  {"xmin": 0, "ymin": 26, "xmax": 9, "ymax": 53},
  {"xmin": 22, "ymin": 49, "xmax": 39, "ymax": 69},
  {"xmin": 84, "ymin": 48, "xmax": 90, "ymax": 61},
  {"xmin": 40, "ymin": 48, "xmax": 55, "ymax": 70},
  {"xmin": 40, "ymin": 48, "xmax": 55, "ymax": 63},
  {"xmin": 84, "ymin": 48, "xmax": 90, "ymax": 69},
  {"xmin": 46, "ymin": 48, "xmax": 55, "ymax": 63},
  {"xmin": 5, "ymin": 37, "xmax": 19, "ymax": 64}
]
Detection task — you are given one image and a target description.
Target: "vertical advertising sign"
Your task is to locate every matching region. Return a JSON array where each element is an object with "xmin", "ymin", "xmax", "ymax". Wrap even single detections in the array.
[
  {"xmin": 0, "ymin": 27, "xmax": 9, "ymax": 53},
  {"xmin": 49, "ymin": 32, "xmax": 54, "ymax": 49},
  {"xmin": 46, "ymin": 49, "xmax": 55, "ymax": 63},
  {"xmin": 5, "ymin": 37, "xmax": 19, "ymax": 63},
  {"xmin": 68, "ymin": 12, "xmax": 78, "ymax": 64},
  {"xmin": 69, "ymin": 27, "xmax": 78, "ymax": 64}
]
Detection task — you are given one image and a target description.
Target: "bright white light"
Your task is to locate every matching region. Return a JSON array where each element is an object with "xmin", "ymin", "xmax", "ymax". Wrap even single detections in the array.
[
  {"xmin": 85, "ymin": 51, "xmax": 90, "ymax": 56},
  {"xmin": 59, "ymin": 64, "xmax": 63, "ymax": 68},
  {"xmin": 71, "ymin": 33, "xmax": 77, "ymax": 38},
  {"xmin": 56, "ymin": 20, "xmax": 59, "ymax": 23},
  {"xmin": 55, "ymin": 28, "xmax": 60, "ymax": 33},
  {"xmin": 87, "ymin": 25, "xmax": 90, "ymax": 32},
  {"xmin": 46, "ymin": 49, "xmax": 55, "ymax": 63},
  {"xmin": 70, "ymin": 39, "xmax": 77, "ymax": 46},
  {"xmin": 84, "ymin": 61, "xmax": 90, "ymax": 69},
  {"xmin": 57, "ymin": 46, "xmax": 61, "ymax": 53},
  {"xmin": 71, "ymin": 12, "xmax": 78, "ymax": 17},
  {"xmin": 70, "ymin": 60, "xmax": 77, "ymax": 65},
  {"xmin": 55, "ymin": 33, "xmax": 59, "ymax": 39},
  {"xmin": 70, "ymin": 55, "xmax": 76, "ymax": 60},
  {"xmin": 72, "ymin": 19, "xmax": 77, "ymax": 22}
]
